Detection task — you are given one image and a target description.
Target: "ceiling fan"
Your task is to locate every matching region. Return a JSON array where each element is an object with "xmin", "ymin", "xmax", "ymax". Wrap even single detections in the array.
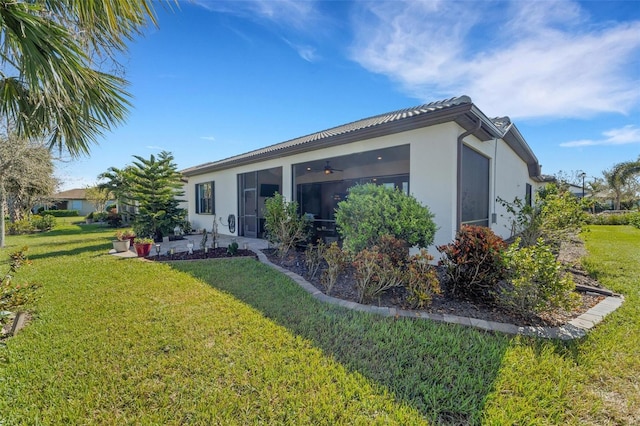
[{"xmin": 322, "ymin": 161, "xmax": 342, "ymax": 174}]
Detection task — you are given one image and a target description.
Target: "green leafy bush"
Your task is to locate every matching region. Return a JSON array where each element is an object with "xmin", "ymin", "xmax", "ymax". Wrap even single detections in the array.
[
  {"xmin": 406, "ymin": 250, "xmax": 441, "ymax": 309},
  {"xmin": 93, "ymin": 211, "xmax": 109, "ymax": 222},
  {"xmin": 586, "ymin": 212, "xmax": 639, "ymax": 226},
  {"xmin": 498, "ymin": 238, "xmax": 579, "ymax": 317},
  {"xmin": 7, "ymin": 219, "xmax": 34, "ymax": 235},
  {"xmin": 320, "ymin": 242, "xmax": 347, "ymax": 295},
  {"xmin": 335, "ymin": 183, "xmax": 436, "ymax": 254},
  {"xmin": 1, "ymin": 247, "xmax": 39, "ymax": 330},
  {"xmin": 537, "ymin": 184, "xmax": 586, "ymax": 246},
  {"xmin": 630, "ymin": 212, "xmax": 640, "ymax": 229},
  {"xmin": 31, "ymin": 214, "xmax": 55, "ymax": 231},
  {"xmin": 227, "ymin": 241, "xmax": 239, "ymax": 256},
  {"xmin": 38, "ymin": 209, "xmax": 78, "ymax": 217},
  {"xmin": 107, "ymin": 211, "xmax": 123, "ymax": 228},
  {"xmin": 499, "ymin": 183, "xmax": 586, "ymax": 247},
  {"xmin": 437, "ymin": 225, "xmax": 507, "ymax": 301},
  {"xmin": 264, "ymin": 192, "xmax": 310, "ymax": 258}
]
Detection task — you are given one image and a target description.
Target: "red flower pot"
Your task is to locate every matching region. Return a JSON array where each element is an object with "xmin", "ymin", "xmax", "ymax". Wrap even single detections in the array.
[{"xmin": 134, "ymin": 243, "xmax": 152, "ymax": 257}]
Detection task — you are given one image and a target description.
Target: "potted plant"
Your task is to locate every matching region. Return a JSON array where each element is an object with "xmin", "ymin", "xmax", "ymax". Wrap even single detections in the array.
[
  {"xmin": 133, "ymin": 237, "xmax": 154, "ymax": 257},
  {"xmin": 112, "ymin": 231, "xmax": 131, "ymax": 252},
  {"xmin": 85, "ymin": 212, "xmax": 95, "ymax": 224}
]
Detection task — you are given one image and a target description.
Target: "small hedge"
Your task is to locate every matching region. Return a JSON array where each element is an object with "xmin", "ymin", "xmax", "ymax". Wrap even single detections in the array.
[
  {"xmin": 37, "ymin": 209, "xmax": 79, "ymax": 217},
  {"xmin": 586, "ymin": 211, "xmax": 640, "ymax": 226}
]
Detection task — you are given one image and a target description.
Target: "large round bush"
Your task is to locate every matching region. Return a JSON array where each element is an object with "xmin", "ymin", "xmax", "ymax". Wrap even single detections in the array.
[{"xmin": 335, "ymin": 183, "xmax": 437, "ymax": 254}]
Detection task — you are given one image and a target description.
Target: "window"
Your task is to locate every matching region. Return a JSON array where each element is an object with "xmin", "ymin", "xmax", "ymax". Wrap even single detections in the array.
[
  {"xmin": 461, "ymin": 145, "xmax": 490, "ymax": 227},
  {"xmin": 196, "ymin": 181, "xmax": 214, "ymax": 214},
  {"xmin": 525, "ymin": 183, "xmax": 532, "ymax": 207}
]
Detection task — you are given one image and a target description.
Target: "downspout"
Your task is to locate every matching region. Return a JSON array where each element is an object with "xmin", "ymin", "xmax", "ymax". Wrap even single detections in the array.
[{"xmin": 456, "ymin": 119, "xmax": 482, "ymax": 231}]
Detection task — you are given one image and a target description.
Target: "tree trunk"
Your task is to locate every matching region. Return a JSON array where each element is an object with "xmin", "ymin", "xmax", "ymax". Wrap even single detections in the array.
[{"xmin": 0, "ymin": 180, "xmax": 6, "ymax": 248}]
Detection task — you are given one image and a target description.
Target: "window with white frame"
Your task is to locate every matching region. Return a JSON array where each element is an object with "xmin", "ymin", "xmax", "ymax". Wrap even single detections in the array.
[{"xmin": 196, "ymin": 181, "xmax": 214, "ymax": 214}]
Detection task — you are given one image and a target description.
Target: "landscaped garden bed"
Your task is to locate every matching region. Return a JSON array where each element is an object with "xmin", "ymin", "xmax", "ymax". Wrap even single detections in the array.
[{"xmin": 263, "ymin": 237, "xmax": 606, "ymax": 328}]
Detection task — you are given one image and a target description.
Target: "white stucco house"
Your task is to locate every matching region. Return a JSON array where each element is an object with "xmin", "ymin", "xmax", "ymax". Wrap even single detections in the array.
[{"xmin": 181, "ymin": 96, "xmax": 545, "ymax": 249}]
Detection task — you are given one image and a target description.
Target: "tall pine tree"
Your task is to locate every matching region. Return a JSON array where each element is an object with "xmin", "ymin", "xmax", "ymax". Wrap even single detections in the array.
[{"xmin": 128, "ymin": 151, "xmax": 185, "ymax": 240}]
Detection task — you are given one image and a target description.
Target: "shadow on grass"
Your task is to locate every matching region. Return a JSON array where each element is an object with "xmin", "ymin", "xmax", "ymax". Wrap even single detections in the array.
[
  {"xmin": 172, "ymin": 258, "xmax": 513, "ymax": 425},
  {"xmin": 28, "ymin": 224, "xmax": 114, "ymax": 238},
  {"xmin": 26, "ymin": 242, "xmax": 113, "ymax": 261}
]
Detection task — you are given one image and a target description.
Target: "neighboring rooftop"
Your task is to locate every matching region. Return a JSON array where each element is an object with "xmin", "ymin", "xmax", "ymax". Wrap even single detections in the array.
[{"xmin": 52, "ymin": 188, "xmax": 87, "ymax": 200}]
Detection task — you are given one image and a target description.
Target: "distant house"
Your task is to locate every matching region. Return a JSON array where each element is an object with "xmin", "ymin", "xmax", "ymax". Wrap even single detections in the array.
[
  {"xmin": 49, "ymin": 188, "xmax": 99, "ymax": 216},
  {"xmin": 181, "ymin": 96, "xmax": 546, "ymax": 248}
]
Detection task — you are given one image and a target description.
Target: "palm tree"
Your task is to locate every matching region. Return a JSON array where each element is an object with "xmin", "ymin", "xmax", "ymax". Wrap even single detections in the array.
[
  {"xmin": 0, "ymin": 1, "xmax": 160, "ymax": 157},
  {"xmin": 604, "ymin": 158, "xmax": 640, "ymax": 210}
]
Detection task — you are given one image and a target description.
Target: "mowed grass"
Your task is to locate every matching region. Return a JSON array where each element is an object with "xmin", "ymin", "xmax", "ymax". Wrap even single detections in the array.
[
  {"xmin": 0, "ymin": 221, "xmax": 638, "ymax": 424},
  {"xmin": 0, "ymin": 220, "xmax": 424, "ymax": 424}
]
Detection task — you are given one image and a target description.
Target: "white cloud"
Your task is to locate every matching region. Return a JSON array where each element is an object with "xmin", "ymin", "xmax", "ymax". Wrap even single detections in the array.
[
  {"xmin": 145, "ymin": 145, "xmax": 165, "ymax": 150},
  {"xmin": 561, "ymin": 125, "xmax": 640, "ymax": 147},
  {"xmin": 282, "ymin": 38, "xmax": 319, "ymax": 62},
  {"xmin": 199, "ymin": 136, "xmax": 216, "ymax": 141},
  {"xmin": 193, "ymin": 0, "xmax": 319, "ymax": 32},
  {"xmin": 349, "ymin": 0, "xmax": 640, "ymax": 119}
]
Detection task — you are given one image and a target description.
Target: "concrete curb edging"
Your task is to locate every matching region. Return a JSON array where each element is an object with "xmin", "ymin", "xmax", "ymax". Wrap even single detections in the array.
[{"xmin": 254, "ymin": 249, "xmax": 624, "ymax": 340}]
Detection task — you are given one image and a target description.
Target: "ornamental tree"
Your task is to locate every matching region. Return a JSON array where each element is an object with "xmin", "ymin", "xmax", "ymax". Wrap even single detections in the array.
[{"xmin": 129, "ymin": 151, "xmax": 186, "ymax": 240}]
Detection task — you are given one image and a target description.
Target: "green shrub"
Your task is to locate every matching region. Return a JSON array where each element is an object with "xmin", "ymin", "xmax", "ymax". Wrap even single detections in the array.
[
  {"xmin": 437, "ymin": 225, "xmax": 507, "ymax": 301},
  {"xmin": 7, "ymin": 219, "xmax": 34, "ymax": 235},
  {"xmin": 499, "ymin": 183, "xmax": 586, "ymax": 247},
  {"xmin": 537, "ymin": 184, "xmax": 586, "ymax": 245},
  {"xmin": 40, "ymin": 209, "xmax": 78, "ymax": 217},
  {"xmin": 630, "ymin": 212, "xmax": 640, "ymax": 229},
  {"xmin": 106, "ymin": 211, "xmax": 122, "ymax": 228},
  {"xmin": 31, "ymin": 214, "xmax": 55, "ymax": 231},
  {"xmin": 1, "ymin": 247, "xmax": 39, "ymax": 329},
  {"xmin": 405, "ymin": 250, "xmax": 441, "ymax": 309},
  {"xmin": 335, "ymin": 183, "xmax": 436, "ymax": 254},
  {"xmin": 93, "ymin": 211, "xmax": 109, "ymax": 222},
  {"xmin": 264, "ymin": 192, "xmax": 310, "ymax": 258},
  {"xmin": 227, "ymin": 241, "xmax": 239, "ymax": 256},
  {"xmin": 586, "ymin": 212, "xmax": 638, "ymax": 226},
  {"xmin": 320, "ymin": 242, "xmax": 347, "ymax": 295},
  {"xmin": 498, "ymin": 238, "xmax": 579, "ymax": 317}
]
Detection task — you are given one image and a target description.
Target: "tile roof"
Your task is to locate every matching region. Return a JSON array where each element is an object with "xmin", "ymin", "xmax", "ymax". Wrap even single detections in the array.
[
  {"xmin": 182, "ymin": 96, "xmax": 477, "ymax": 175},
  {"xmin": 182, "ymin": 95, "xmax": 539, "ymax": 177}
]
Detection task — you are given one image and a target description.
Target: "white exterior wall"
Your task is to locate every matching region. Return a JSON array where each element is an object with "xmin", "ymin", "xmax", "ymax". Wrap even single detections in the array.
[{"xmin": 185, "ymin": 121, "xmax": 537, "ymax": 250}]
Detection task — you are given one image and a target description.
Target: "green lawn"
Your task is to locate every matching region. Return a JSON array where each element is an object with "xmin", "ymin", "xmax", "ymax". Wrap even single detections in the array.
[{"xmin": 0, "ymin": 222, "xmax": 638, "ymax": 424}]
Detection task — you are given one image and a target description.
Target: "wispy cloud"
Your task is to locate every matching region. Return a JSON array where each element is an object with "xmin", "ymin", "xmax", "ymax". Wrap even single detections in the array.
[
  {"xmin": 193, "ymin": 0, "xmax": 320, "ymax": 32},
  {"xmin": 193, "ymin": 0, "xmax": 325, "ymax": 61},
  {"xmin": 349, "ymin": 0, "xmax": 640, "ymax": 119},
  {"xmin": 283, "ymin": 38, "xmax": 319, "ymax": 62},
  {"xmin": 146, "ymin": 145, "xmax": 166, "ymax": 150},
  {"xmin": 199, "ymin": 136, "xmax": 216, "ymax": 141},
  {"xmin": 560, "ymin": 125, "xmax": 640, "ymax": 147}
]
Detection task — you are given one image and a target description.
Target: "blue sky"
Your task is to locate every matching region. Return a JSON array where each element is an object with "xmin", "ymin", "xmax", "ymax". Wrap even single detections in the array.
[{"xmin": 57, "ymin": 0, "xmax": 640, "ymax": 190}]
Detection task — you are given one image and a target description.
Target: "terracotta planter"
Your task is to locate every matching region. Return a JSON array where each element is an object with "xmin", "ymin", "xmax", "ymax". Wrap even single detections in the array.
[
  {"xmin": 112, "ymin": 239, "xmax": 130, "ymax": 253},
  {"xmin": 134, "ymin": 243, "xmax": 152, "ymax": 257}
]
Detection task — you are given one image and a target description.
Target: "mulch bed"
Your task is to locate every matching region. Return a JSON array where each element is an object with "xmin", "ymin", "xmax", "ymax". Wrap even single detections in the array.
[
  {"xmin": 148, "ymin": 247, "xmax": 257, "ymax": 262},
  {"xmin": 147, "ymin": 238, "xmax": 607, "ymax": 328},
  {"xmin": 263, "ymin": 240, "xmax": 606, "ymax": 327}
]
